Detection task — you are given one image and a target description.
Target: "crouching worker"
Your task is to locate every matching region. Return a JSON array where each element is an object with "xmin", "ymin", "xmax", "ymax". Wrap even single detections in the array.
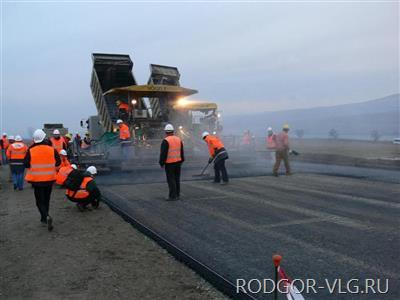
[
  {"xmin": 55, "ymin": 163, "xmax": 77, "ymax": 186},
  {"xmin": 65, "ymin": 166, "xmax": 101, "ymax": 211}
]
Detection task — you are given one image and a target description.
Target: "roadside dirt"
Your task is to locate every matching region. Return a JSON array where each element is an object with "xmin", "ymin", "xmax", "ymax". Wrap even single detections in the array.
[{"xmin": 0, "ymin": 167, "xmax": 226, "ymax": 300}]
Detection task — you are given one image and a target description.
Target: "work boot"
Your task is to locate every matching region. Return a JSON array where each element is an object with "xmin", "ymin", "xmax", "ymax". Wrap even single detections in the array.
[
  {"xmin": 272, "ymin": 173, "xmax": 279, "ymax": 177},
  {"xmin": 77, "ymin": 204, "xmax": 85, "ymax": 212},
  {"xmin": 13, "ymin": 184, "xmax": 17, "ymax": 191},
  {"xmin": 165, "ymin": 197, "xmax": 177, "ymax": 201},
  {"xmin": 47, "ymin": 216, "xmax": 53, "ymax": 231}
]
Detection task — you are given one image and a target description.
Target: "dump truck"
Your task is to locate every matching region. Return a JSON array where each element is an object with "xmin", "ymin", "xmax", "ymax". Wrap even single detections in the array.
[{"xmin": 76, "ymin": 53, "xmax": 204, "ymax": 168}]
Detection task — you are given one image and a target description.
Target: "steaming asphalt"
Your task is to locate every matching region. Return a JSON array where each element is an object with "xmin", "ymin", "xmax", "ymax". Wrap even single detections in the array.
[{"xmin": 98, "ymin": 160, "xmax": 399, "ymax": 299}]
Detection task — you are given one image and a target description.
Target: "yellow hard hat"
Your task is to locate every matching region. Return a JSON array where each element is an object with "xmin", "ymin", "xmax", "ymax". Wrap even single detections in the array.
[{"xmin": 283, "ymin": 124, "xmax": 290, "ymax": 129}]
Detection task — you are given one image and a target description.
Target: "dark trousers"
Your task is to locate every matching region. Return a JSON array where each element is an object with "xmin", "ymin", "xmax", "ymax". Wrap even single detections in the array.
[
  {"xmin": 273, "ymin": 149, "xmax": 291, "ymax": 174},
  {"xmin": 67, "ymin": 193, "xmax": 99, "ymax": 207},
  {"xmin": 11, "ymin": 171, "xmax": 24, "ymax": 190},
  {"xmin": 214, "ymin": 159, "xmax": 229, "ymax": 183},
  {"xmin": 33, "ymin": 185, "xmax": 53, "ymax": 222},
  {"xmin": 165, "ymin": 163, "xmax": 181, "ymax": 199}
]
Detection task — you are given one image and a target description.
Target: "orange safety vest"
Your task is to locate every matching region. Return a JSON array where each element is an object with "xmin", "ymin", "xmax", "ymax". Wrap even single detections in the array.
[
  {"xmin": 118, "ymin": 102, "xmax": 130, "ymax": 112},
  {"xmin": 1, "ymin": 137, "xmax": 9, "ymax": 150},
  {"xmin": 66, "ymin": 177, "xmax": 93, "ymax": 199},
  {"xmin": 164, "ymin": 135, "xmax": 182, "ymax": 164},
  {"xmin": 25, "ymin": 145, "xmax": 56, "ymax": 182},
  {"xmin": 204, "ymin": 135, "xmax": 224, "ymax": 157},
  {"xmin": 119, "ymin": 124, "xmax": 131, "ymax": 140},
  {"xmin": 50, "ymin": 137, "xmax": 65, "ymax": 152},
  {"xmin": 56, "ymin": 165, "xmax": 73, "ymax": 185},
  {"xmin": 60, "ymin": 157, "xmax": 71, "ymax": 168},
  {"xmin": 6, "ymin": 142, "xmax": 28, "ymax": 160},
  {"xmin": 267, "ymin": 135, "xmax": 277, "ymax": 150}
]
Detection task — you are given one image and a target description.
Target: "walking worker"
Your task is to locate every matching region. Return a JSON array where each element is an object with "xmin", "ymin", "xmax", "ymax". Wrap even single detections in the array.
[
  {"xmin": 159, "ymin": 124, "xmax": 184, "ymax": 201},
  {"xmin": 50, "ymin": 129, "xmax": 67, "ymax": 152},
  {"xmin": 272, "ymin": 124, "xmax": 292, "ymax": 177},
  {"xmin": 0, "ymin": 133, "xmax": 9, "ymax": 164},
  {"xmin": 266, "ymin": 127, "xmax": 277, "ymax": 163},
  {"xmin": 6, "ymin": 135, "xmax": 27, "ymax": 190},
  {"xmin": 202, "ymin": 131, "xmax": 229, "ymax": 184},
  {"xmin": 24, "ymin": 129, "xmax": 61, "ymax": 231},
  {"xmin": 65, "ymin": 166, "xmax": 101, "ymax": 211},
  {"xmin": 117, "ymin": 119, "xmax": 131, "ymax": 160}
]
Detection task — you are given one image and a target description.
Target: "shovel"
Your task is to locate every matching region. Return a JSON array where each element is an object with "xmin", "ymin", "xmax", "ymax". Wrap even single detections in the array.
[{"xmin": 192, "ymin": 159, "xmax": 214, "ymax": 178}]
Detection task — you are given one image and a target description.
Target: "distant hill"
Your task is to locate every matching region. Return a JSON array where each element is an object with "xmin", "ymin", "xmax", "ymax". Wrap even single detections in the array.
[{"xmin": 223, "ymin": 94, "xmax": 399, "ymax": 140}]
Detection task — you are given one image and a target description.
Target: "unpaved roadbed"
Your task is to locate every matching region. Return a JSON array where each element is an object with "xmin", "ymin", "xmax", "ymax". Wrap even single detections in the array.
[{"xmin": 0, "ymin": 168, "xmax": 226, "ymax": 300}]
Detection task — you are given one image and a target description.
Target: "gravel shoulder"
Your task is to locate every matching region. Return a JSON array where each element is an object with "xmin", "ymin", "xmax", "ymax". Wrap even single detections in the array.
[{"xmin": 0, "ymin": 166, "xmax": 226, "ymax": 300}]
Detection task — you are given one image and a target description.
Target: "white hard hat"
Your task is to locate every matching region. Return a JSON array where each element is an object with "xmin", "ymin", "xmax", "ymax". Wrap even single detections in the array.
[
  {"xmin": 53, "ymin": 129, "xmax": 60, "ymax": 135},
  {"xmin": 116, "ymin": 119, "xmax": 123, "ymax": 124},
  {"xmin": 33, "ymin": 129, "xmax": 46, "ymax": 143},
  {"xmin": 202, "ymin": 131, "xmax": 210, "ymax": 139},
  {"xmin": 59, "ymin": 149, "xmax": 67, "ymax": 156},
  {"xmin": 86, "ymin": 166, "xmax": 97, "ymax": 175},
  {"xmin": 71, "ymin": 164, "xmax": 77, "ymax": 170},
  {"xmin": 267, "ymin": 127, "xmax": 273, "ymax": 131},
  {"xmin": 8, "ymin": 135, "xmax": 15, "ymax": 140},
  {"xmin": 15, "ymin": 135, "xmax": 22, "ymax": 142},
  {"xmin": 2, "ymin": 133, "xmax": 7, "ymax": 136},
  {"xmin": 164, "ymin": 124, "xmax": 174, "ymax": 132}
]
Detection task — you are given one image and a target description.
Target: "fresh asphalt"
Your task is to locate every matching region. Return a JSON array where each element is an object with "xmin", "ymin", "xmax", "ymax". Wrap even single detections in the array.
[{"xmin": 98, "ymin": 159, "xmax": 399, "ymax": 299}]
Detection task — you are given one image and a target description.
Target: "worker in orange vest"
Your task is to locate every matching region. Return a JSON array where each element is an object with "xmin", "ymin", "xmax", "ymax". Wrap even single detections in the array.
[
  {"xmin": 272, "ymin": 124, "xmax": 292, "ymax": 177},
  {"xmin": 59, "ymin": 149, "xmax": 71, "ymax": 168},
  {"xmin": 116, "ymin": 99, "xmax": 130, "ymax": 122},
  {"xmin": 159, "ymin": 124, "xmax": 184, "ymax": 201},
  {"xmin": 56, "ymin": 164, "xmax": 77, "ymax": 186},
  {"xmin": 1, "ymin": 133, "xmax": 9, "ymax": 165},
  {"xmin": 202, "ymin": 131, "xmax": 229, "ymax": 184},
  {"xmin": 6, "ymin": 135, "xmax": 27, "ymax": 190},
  {"xmin": 24, "ymin": 129, "xmax": 61, "ymax": 231},
  {"xmin": 117, "ymin": 119, "xmax": 131, "ymax": 160},
  {"xmin": 50, "ymin": 129, "xmax": 67, "ymax": 153},
  {"xmin": 266, "ymin": 127, "xmax": 277, "ymax": 163},
  {"xmin": 65, "ymin": 166, "xmax": 101, "ymax": 211}
]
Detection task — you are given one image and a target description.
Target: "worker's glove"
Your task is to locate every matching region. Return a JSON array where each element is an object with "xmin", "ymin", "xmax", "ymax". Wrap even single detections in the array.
[{"xmin": 208, "ymin": 157, "xmax": 213, "ymax": 164}]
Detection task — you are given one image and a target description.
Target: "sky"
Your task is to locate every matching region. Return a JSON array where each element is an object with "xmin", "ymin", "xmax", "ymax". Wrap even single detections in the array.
[{"xmin": 1, "ymin": 1, "xmax": 399, "ymax": 136}]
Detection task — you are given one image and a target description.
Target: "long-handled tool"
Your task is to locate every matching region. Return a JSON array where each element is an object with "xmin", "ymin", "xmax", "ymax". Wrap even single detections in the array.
[
  {"xmin": 192, "ymin": 160, "xmax": 213, "ymax": 177},
  {"xmin": 192, "ymin": 150, "xmax": 228, "ymax": 178}
]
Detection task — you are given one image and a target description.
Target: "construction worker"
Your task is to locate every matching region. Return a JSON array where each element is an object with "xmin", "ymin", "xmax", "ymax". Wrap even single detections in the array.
[
  {"xmin": 6, "ymin": 135, "xmax": 27, "ymax": 190},
  {"xmin": 117, "ymin": 119, "xmax": 131, "ymax": 159},
  {"xmin": 159, "ymin": 124, "xmax": 184, "ymax": 201},
  {"xmin": 266, "ymin": 127, "xmax": 277, "ymax": 163},
  {"xmin": 81, "ymin": 132, "xmax": 92, "ymax": 149},
  {"xmin": 74, "ymin": 132, "xmax": 82, "ymax": 148},
  {"xmin": 65, "ymin": 166, "xmax": 101, "ymax": 211},
  {"xmin": 24, "ymin": 129, "xmax": 61, "ymax": 231},
  {"xmin": 272, "ymin": 124, "xmax": 292, "ymax": 176},
  {"xmin": 59, "ymin": 149, "xmax": 71, "ymax": 167},
  {"xmin": 50, "ymin": 129, "xmax": 67, "ymax": 152},
  {"xmin": 0, "ymin": 133, "xmax": 9, "ymax": 164},
  {"xmin": 202, "ymin": 132, "xmax": 229, "ymax": 184},
  {"xmin": 56, "ymin": 164, "xmax": 77, "ymax": 186},
  {"xmin": 64, "ymin": 133, "xmax": 73, "ymax": 157},
  {"xmin": 116, "ymin": 100, "xmax": 130, "ymax": 122}
]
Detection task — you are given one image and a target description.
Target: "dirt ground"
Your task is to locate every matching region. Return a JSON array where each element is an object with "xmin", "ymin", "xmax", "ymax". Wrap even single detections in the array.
[{"xmin": 0, "ymin": 167, "xmax": 226, "ymax": 300}]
